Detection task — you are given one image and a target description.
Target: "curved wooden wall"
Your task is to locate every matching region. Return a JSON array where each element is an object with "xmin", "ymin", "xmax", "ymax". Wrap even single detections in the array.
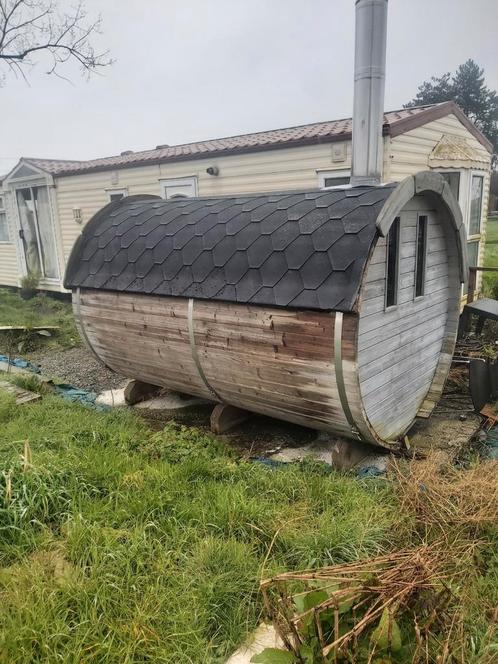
[{"xmin": 74, "ymin": 289, "xmax": 390, "ymax": 445}]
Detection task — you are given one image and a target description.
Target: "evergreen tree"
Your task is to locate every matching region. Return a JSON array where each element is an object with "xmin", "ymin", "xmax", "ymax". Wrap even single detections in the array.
[{"xmin": 405, "ymin": 59, "xmax": 498, "ymax": 163}]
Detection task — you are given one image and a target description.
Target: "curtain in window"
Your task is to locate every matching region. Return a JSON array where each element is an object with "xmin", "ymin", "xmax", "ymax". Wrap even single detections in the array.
[
  {"xmin": 16, "ymin": 189, "xmax": 41, "ymax": 275},
  {"xmin": 34, "ymin": 187, "xmax": 59, "ymax": 279},
  {"xmin": 16, "ymin": 187, "xmax": 59, "ymax": 279}
]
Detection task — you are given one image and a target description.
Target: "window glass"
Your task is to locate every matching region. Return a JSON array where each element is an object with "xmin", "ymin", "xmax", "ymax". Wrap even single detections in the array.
[
  {"xmin": 161, "ymin": 177, "xmax": 197, "ymax": 199},
  {"xmin": 318, "ymin": 171, "xmax": 350, "ymax": 189},
  {"xmin": 386, "ymin": 217, "xmax": 400, "ymax": 308},
  {"xmin": 463, "ymin": 241, "xmax": 480, "ymax": 294},
  {"xmin": 16, "ymin": 186, "xmax": 59, "ymax": 279},
  {"xmin": 0, "ymin": 196, "xmax": 8, "ymax": 242},
  {"xmin": 415, "ymin": 215, "xmax": 427, "ymax": 297},
  {"xmin": 0, "ymin": 212, "xmax": 8, "ymax": 242},
  {"xmin": 469, "ymin": 175, "xmax": 483, "ymax": 235},
  {"xmin": 467, "ymin": 241, "xmax": 479, "ymax": 267},
  {"xmin": 440, "ymin": 172, "xmax": 460, "ymax": 201},
  {"xmin": 323, "ymin": 176, "xmax": 350, "ymax": 187},
  {"xmin": 107, "ymin": 189, "xmax": 127, "ymax": 202}
]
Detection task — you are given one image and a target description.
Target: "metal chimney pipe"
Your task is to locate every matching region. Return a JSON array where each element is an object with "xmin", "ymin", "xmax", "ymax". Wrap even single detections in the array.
[{"xmin": 350, "ymin": 0, "xmax": 388, "ymax": 187}]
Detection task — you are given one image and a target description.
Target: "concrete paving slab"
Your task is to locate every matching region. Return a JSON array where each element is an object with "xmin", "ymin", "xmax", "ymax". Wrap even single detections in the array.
[
  {"xmin": 226, "ymin": 623, "xmax": 284, "ymax": 664},
  {"xmin": 96, "ymin": 389, "xmax": 127, "ymax": 407},
  {"xmin": 95, "ymin": 388, "xmax": 210, "ymax": 410},
  {"xmin": 270, "ymin": 433, "xmax": 389, "ymax": 473},
  {"xmin": 134, "ymin": 391, "xmax": 210, "ymax": 411}
]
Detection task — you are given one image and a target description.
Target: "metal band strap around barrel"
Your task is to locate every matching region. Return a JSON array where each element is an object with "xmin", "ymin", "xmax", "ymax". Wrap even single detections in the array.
[
  {"xmin": 333, "ymin": 312, "xmax": 362, "ymax": 441},
  {"xmin": 187, "ymin": 298, "xmax": 223, "ymax": 402}
]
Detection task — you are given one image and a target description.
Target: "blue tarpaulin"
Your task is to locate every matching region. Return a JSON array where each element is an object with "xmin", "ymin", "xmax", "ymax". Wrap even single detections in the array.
[
  {"xmin": 0, "ymin": 354, "xmax": 40, "ymax": 373},
  {"xmin": 0, "ymin": 354, "xmax": 108, "ymax": 410}
]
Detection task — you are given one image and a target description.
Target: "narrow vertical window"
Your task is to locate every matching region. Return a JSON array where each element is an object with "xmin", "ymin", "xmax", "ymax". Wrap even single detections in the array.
[
  {"xmin": 415, "ymin": 215, "xmax": 427, "ymax": 297},
  {"xmin": 469, "ymin": 175, "xmax": 483, "ymax": 236},
  {"xmin": 385, "ymin": 217, "xmax": 400, "ymax": 308}
]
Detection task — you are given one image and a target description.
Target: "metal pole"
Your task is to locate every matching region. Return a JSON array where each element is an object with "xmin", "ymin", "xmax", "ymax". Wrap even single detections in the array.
[{"xmin": 351, "ymin": 0, "xmax": 388, "ymax": 187}]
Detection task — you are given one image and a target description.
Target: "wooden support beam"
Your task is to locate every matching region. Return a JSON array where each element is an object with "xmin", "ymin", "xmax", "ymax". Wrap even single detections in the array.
[
  {"xmin": 210, "ymin": 403, "xmax": 251, "ymax": 434},
  {"xmin": 123, "ymin": 380, "xmax": 161, "ymax": 405}
]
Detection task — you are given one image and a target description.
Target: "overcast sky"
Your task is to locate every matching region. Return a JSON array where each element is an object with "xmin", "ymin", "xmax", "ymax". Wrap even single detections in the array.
[{"xmin": 1, "ymin": 0, "xmax": 497, "ymax": 174}]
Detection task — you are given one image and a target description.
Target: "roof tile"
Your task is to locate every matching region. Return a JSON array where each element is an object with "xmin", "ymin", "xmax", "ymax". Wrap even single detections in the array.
[{"xmin": 22, "ymin": 104, "xmax": 465, "ymax": 177}]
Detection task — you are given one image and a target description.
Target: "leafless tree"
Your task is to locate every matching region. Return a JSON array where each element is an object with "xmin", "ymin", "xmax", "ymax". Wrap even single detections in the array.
[{"xmin": 0, "ymin": 0, "xmax": 112, "ymax": 83}]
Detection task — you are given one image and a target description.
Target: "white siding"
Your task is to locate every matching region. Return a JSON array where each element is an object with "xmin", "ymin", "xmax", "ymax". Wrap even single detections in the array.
[
  {"xmin": 54, "ymin": 141, "xmax": 352, "ymax": 266},
  {"xmin": 389, "ymin": 114, "xmax": 490, "ymax": 180},
  {"xmin": 0, "ymin": 244, "xmax": 20, "ymax": 287},
  {"xmin": 0, "ymin": 192, "xmax": 21, "ymax": 287},
  {"xmin": 389, "ymin": 113, "xmax": 491, "ymax": 295}
]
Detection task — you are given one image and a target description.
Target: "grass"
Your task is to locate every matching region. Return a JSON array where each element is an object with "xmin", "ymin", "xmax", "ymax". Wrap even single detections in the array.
[
  {"xmin": 483, "ymin": 217, "xmax": 498, "ymax": 298},
  {"xmin": 0, "ymin": 395, "xmax": 400, "ymax": 663},
  {"xmin": 0, "ymin": 288, "xmax": 79, "ymax": 353},
  {"xmin": 0, "ymin": 393, "xmax": 495, "ymax": 663}
]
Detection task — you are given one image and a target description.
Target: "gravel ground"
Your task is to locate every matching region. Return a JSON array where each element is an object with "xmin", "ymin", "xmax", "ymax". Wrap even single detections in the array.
[{"xmin": 30, "ymin": 346, "xmax": 127, "ymax": 394}]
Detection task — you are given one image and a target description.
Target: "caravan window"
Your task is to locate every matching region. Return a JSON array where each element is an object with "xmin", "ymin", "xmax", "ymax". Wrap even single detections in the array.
[{"xmin": 0, "ymin": 195, "xmax": 9, "ymax": 242}]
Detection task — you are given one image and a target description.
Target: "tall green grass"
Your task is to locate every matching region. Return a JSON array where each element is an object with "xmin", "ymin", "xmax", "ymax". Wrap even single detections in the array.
[
  {"xmin": 0, "ymin": 397, "xmax": 398, "ymax": 663},
  {"xmin": 483, "ymin": 217, "xmax": 498, "ymax": 298},
  {"xmin": 0, "ymin": 288, "xmax": 79, "ymax": 352}
]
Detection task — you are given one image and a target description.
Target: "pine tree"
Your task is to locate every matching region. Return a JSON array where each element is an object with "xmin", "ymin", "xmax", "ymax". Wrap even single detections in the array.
[{"xmin": 405, "ymin": 59, "xmax": 498, "ymax": 163}]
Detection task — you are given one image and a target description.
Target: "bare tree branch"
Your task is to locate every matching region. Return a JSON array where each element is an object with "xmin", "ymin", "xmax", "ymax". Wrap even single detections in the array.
[{"xmin": 0, "ymin": 0, "xmax": 113, "ymax": 83}]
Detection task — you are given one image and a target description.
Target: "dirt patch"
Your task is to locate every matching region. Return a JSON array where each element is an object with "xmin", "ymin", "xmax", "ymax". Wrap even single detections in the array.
[
  {"xmin": 138, "ymin": 403, "xmax": 318, "ymax": 457},
  {"xmin": 29, "ymin": 346, "xmax": 127, "ymax": 393},
  {"xmin": 408, "ymin": 363, "xmax": 482, "ymax": 455}
]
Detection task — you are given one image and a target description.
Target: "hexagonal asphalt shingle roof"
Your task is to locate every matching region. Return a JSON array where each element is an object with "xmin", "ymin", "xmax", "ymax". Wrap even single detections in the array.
[{"xmin": 64, "ymin": 186, "xmax": 396, "ymax": 312}]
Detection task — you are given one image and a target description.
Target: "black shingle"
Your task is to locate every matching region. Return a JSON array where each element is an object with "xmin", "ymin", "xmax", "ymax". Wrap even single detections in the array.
[
  {"xmin": 270, "ymin": 223, "xmax": 300, "ymax": 251},
  {"xmin": 235, "ymin": 223, "xmax": 261, "ymax": 250},
  {"xmin": 260, "ymin": 210, "xmax": 288, "ymax": 235},
  {"xmin": 300, "ymin": 253, "xmax": 331, "ymax": 289},
  {"xmin": 213, "ymin": 235, "xmax": 237, "ymax": 266},
  {"xmin": 134, "ymin": 251, "xmax": 154, "ymax": 279},
  {"xmin": 225, "ymin": 212, "xmax": 253, "ymax": 236},
  {"xmin": 311, "ymin": 221, "xmax": 346, "ymax": 251},
  {"xmin": 285, "ymin": 235, "xmax": 315, "ymax": 270},
  {"xmin": 192, "ymin": 251, "xmax": 218, "ymax": 282},
  {"xmin": 235, "ymin": 269, "xmax": 263, "ymax": 301},
  {"xmin": 273, "ymin": 270, "xmax": 304, "ymax": 306},
  {"xmin": 247, "ymin": 235, "xmax": 274, "ymax": 268},
  {"xmin": 65, "ymin": 186, "xmax": 395, "ymax": 312},
  {"xmin": 182, "ymin": 236, "xmax": 204, "ymax": 265},
  {"xmin": 225, "ymin": 251, "xmax": 250, "ymax": 284},
  {"xmin": 202, "ymin": 223, "xmax": 226, "ymax": 250},
  {"xmin": 260, "ymin": 253, "xmax": 288, "ymax": 287}
]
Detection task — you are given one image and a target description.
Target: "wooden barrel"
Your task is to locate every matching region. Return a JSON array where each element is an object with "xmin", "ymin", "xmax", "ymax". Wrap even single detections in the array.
[{"xmin": 65, "ymin": 172, "xmax": 467, "ymax": 448}]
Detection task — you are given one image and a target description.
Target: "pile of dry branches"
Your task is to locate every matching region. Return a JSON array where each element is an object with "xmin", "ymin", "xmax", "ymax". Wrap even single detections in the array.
[
  {"xmin": 261, "ymin": 541, "xmax": 473, "ymax": 663},
  {"xmin": 260, "ymin": 458, "xmax": 498, "ymax": 662},
  {"xmin": 392, "ymin": 456, "xmax": 498, "ymax": 534}
]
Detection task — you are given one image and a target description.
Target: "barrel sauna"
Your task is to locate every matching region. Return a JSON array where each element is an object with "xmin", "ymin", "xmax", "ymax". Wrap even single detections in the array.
[{"xmin": 64, "ymin": 171, "xmax": 467, "ymax": 448}]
